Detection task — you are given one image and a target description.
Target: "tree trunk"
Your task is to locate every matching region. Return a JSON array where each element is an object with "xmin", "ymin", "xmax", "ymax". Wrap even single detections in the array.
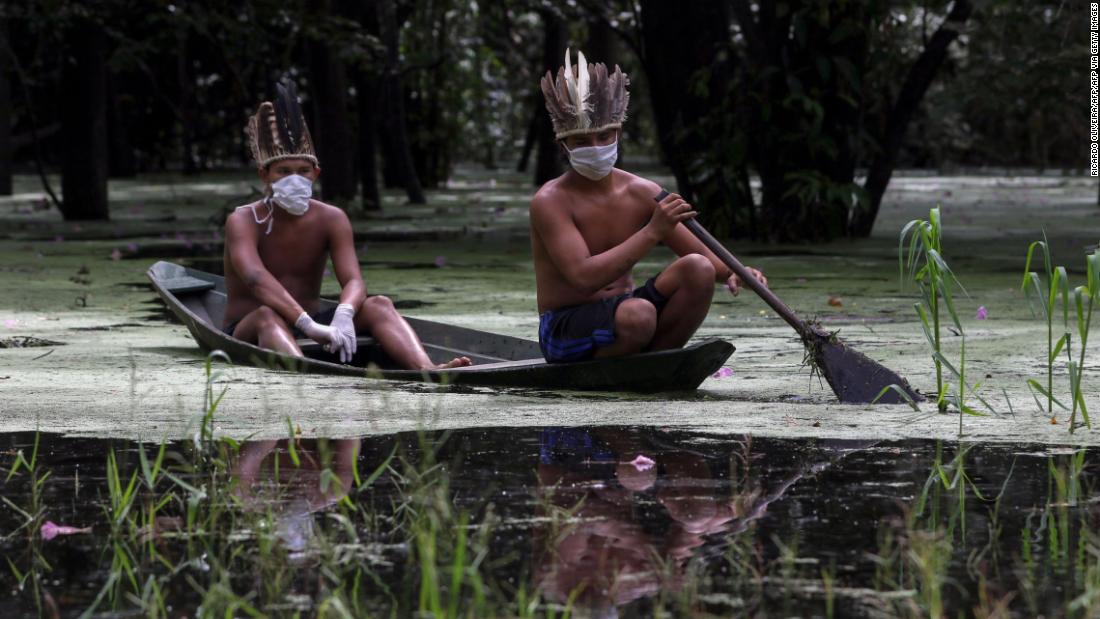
[
  {"xmin": 516, "ymin": 93, "xmax": 540, "ymax": 173},
  {"xmin": 307, "ymin": 2, "xmax": 358, "ymax": 206},
  {"xmin": 534, "ymin": 10, "xmax": 565, "ymax": 186},
  {"xmin": 0, "ymin": 19, "xmax": 12, "ymax": 196},
  {"xmin": 639, "ymin": 0, "xmax": 752, "ymax": 236},
  {"xmin": 176, "ymin": 28, "xmax": 199, "ymax": 176},
  {"xmin": 105, "ymin": 73, "xmax": 136, "ymax": 178},
  {"xmin": 59, "ymin": 18, "xmax": 110, "ymax": 221},
  {"xmin": 850, "ymin": 0, "xmax": 974, "ymax": 237},
  {"xmin": 356, "ymin": 71, "xmax": 382, "ymax": 211},
  {"xmin": 377, "ymin": 0, "xmax": 425, "ymax": 203}
]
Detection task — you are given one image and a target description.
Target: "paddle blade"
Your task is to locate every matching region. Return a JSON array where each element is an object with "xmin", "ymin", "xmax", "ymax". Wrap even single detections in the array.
[{"xmin": 815, "ymin": 338, "xmax": 924, "ymax": 404}]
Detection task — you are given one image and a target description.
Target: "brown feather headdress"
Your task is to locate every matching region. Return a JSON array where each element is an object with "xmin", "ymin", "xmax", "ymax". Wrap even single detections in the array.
[
  {"xmin": 540, "ymin": 48, "xmax": 630, "ymax": 140},
  {"xmin": 246, "ymin": 77, "xmax": 319, "ymax": 168}
]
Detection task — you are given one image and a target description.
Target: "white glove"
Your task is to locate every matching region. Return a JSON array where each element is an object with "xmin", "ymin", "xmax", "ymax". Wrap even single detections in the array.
[
  {"xmin": 329, "ymin": 304, "xmax": 357, "ymax": 364},
  {"xmin": 295, "ymin": 312, "xmax": 337, "ymax": 350}
]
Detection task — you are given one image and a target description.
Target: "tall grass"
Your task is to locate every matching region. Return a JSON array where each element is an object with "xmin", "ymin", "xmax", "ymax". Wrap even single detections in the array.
[
  {"xmin": 1021, "ymin": 233, "xmax": 1071, "ymax": 420},
  {"xmin": 1022, "ymin": 240, "xmax": 1098, "ymax": 431},
  {"xmin": 900, "ymin": 206, "xmax": 993, "ymax": 429}
]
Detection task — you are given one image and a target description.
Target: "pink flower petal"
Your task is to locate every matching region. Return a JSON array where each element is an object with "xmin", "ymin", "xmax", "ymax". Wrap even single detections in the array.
[
  {"xmin": 975, "ymin": 306, "xmax": 988, "ymax": 320},
  {"xmin": 712, "ymin": 367, "xmax": 734, "ymax": 378},
  {"xmin": 41, "ymin": 521, "xmax": 91, "ymax": 540},
  {"xmin": 433, "ymin": 256, "xmax": 447, "ymax": 268},
  {"xmin": 110, "ymin": 248, "xmax": 122, "ymax": 261},
  {"xmin": 629, "ymin": 455, "xmax": 655, "ymax": 472},
  {"xmin": 4, "ymin": 319, "xmax": 18, "ymax": 328}
]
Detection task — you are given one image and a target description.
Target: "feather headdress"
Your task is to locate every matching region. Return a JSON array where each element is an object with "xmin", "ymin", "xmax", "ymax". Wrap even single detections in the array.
[
  {"xmin": 540, "ymin": 48, "xmax": 630, "ymax": 140},
  {"xmin": 246, "ymin": 76, "xmax": 319, "ymax": 168}
]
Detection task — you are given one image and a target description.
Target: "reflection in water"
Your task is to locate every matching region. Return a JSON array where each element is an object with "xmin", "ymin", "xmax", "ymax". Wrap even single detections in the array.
[
  {"xmin": 0, "ymin": 428, "xmax": 1097, "ymax": 617},
  {"xmin": 532, "ymin": 428, "xmax": 870, "ymax": 616},
  {"xmin": 232, "ymin": 438, "xmax": 360, "ymax": 556}
]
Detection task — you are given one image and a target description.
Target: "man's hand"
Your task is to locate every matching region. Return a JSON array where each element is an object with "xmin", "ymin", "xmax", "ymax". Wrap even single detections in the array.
[
  {"xmin": 646, "ymin": 192, "xmax": 696, "ymax": 241},
  {"xmin": 725, "ymin": 267, "xmax": 768, "ymax": 296},
  {"xmin": 329, "ymin": 304, "xmax": 357, "ymax": 364},
  {"xmin": 295, "ymin": 313, "xmax": 338, "ymax": 350}
]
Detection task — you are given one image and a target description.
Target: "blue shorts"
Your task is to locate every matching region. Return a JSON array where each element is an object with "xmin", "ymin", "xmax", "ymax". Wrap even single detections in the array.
[{"xmin": 537, "ymin": 275, "xmax": 669, "ymax": 363}]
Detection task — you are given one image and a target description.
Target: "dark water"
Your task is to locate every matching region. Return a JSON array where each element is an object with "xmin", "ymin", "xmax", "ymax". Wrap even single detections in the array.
[{"xmin": 0, "ymin": 428, "xmax": 1096, "ymax": 618}]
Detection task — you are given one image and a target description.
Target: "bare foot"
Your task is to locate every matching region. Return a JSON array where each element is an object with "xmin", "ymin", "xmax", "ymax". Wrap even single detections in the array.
[{"xmin": 432, "ymin": 356, "xmax": 472, "ymax": 369}]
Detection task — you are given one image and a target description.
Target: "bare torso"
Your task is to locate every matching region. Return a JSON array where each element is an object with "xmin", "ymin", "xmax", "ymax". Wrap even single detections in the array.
[
  {"xmin": 531, "ymin": 169, "xmax": 661, "ymax": 313},
  {"xmin": 223, "ymin": 199, "xmax": 333, "ymax": 327}
]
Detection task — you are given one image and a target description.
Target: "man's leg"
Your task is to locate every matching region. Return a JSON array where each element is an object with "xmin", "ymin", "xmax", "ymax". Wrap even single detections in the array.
[
  {"xmin": 593, "ymin": 298, "xmax": 657, "ymax": 358},
  {"xmin": 232, "ymin": 306, "xmax": 303, "ymax": 356},
  {"xmin": 648, "ymin": 253, "xmax": 715, "ymax": 351},
  {"xmin": 355, "ymin": 295, "xmax": 471, "ymax": 370}
]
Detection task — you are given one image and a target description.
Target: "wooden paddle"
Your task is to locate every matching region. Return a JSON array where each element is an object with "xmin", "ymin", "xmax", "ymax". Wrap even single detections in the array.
[{"xmin": 654, "ymin": 189, "xmax": 923, "ymax": 404}]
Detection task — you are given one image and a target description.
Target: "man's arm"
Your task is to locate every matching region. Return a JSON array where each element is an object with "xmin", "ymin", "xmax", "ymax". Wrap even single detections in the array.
[
  {"xmin": 327, "ymin": 208, "xmax": 366, "ymax": 311},
  {"xmin": 226, "ymin": 210, "xmax": 307, "ymax": 323},
  {"xmin": 640, "ymin": 181, "xmax": 768, "ymax": 294},
  {"xmin": 530, "ymin": 190, "xmax": 692, "ymax": 295}
]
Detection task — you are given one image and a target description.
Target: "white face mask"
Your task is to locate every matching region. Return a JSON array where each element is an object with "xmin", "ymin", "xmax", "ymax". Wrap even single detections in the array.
[
  {"xmin": 565, "ymin": 138, "xmax": 618, "ymax": 181},
  {"xmin": 270, "ymin": 173, "xmax": 313, "ymax": 216}
]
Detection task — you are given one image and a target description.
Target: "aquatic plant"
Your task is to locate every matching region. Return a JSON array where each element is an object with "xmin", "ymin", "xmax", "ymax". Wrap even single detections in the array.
[
  {"xmin": 1067, "ymin": 249, "xmax": 1099, "ymax": 432},
  {"xmin": 1020, "ymin": 233, "xmax": 1072, "ymax": 421},
  {"xmin": 1, "ymin": 432, "xmax": 52, "ymax": 615},
  {"xmin": 898, "ymin": 206, "xmax": 993, "ymax": 428}
]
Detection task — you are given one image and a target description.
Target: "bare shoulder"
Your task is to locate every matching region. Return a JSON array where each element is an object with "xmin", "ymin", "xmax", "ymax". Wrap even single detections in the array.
[
  {"xmin": 619, "ymin": 171, "xmax": 664, "ymax": 202},
  {"xmin": 226, "ymin": 201, "xmax": 263, "ymax": 233},
  {"xmin": 530, "ymin": 177, "xmax": 572, "ymax": 221},
  {"xmin": 311, "ymin": 200, "xmax": 352, "ymax": 226},
  {"xmin": 531, "ymin": 176, "xmax": 565, "ymax": 210}
]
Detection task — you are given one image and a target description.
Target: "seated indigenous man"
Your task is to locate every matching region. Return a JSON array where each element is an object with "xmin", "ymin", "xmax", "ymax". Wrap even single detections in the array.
[
  {"xmin": 223, "ymin": 80, "xmax": 470, "ymax": 370},
  {"xmin": 531, "ymin": 50, "xmax": 767, "ymax": 362}
]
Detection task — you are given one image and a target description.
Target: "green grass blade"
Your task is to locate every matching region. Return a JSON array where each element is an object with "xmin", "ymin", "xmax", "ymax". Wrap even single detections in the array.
[{"xmin": 871, "ymin": 384, "xmax": 921, "ymax": 411}]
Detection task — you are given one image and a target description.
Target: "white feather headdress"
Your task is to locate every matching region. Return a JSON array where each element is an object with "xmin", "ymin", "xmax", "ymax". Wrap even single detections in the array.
[{"xmin": 541, "ymin": 48, "xmax": 630, "ymax": 140}]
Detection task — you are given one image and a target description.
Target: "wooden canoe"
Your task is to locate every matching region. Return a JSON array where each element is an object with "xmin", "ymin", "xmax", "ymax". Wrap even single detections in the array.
[{"xmin": 146, "ymin": 261, "xmax": 734, "ymax": 392}]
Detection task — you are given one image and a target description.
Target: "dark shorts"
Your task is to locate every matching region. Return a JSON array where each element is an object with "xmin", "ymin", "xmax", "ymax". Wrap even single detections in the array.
[
  {"xmin": 223, "ymin": 306, "xmax": 338, "ymax": 339},
  {"xmin": 538, "ymin": 274, "xmax": 669, "ymax": 363}
]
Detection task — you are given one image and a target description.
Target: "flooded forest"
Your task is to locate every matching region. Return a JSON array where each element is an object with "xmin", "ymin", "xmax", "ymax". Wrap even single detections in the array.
[{"xmin": 0, "ymin": 2, "xmax": 1096, "ymax": 617}]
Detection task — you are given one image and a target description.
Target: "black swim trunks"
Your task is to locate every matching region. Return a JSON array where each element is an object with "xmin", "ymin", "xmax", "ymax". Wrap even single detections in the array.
[
  {"xmin": 223, "ymin": 306, "xmax": 338, "ymax": 339},
  {"xmin": 538, "ymin": 274, "xmax": 670, "ymax": 363}
]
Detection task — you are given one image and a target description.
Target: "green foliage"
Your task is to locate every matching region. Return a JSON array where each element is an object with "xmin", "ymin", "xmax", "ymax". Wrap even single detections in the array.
[{"xmin": 899, "ymin": 206, "xmax": 988, "ymax": 424}]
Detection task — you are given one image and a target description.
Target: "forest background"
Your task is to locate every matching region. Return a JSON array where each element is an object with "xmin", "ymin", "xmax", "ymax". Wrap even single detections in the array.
[{"xmin": 0, "ymin": 0, "xmax": 1087, "ymax": 241}]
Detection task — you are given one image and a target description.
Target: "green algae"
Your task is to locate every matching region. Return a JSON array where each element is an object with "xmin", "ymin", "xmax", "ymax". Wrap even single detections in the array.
[{"xmin": 0, "ymin": 167, "xmax": 1097, "ymax": 444}]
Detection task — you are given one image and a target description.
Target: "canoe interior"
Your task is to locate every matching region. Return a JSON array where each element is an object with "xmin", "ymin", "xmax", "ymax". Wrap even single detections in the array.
[{"xmin": 146, "ymin": 261, "xmax": 734, "ymax": 392}]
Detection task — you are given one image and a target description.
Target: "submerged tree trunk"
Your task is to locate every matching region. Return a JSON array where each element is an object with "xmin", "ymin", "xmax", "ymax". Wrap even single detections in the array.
[
  {"xmin": 59, "ymin": 18, "xmax": 110, "ymax": 220},
  {"xmin": 176, "ymin": 28, "xmax": 199, "ymax": 176},
  {"xmin": 851, "ymin": 0, "xmax": 974, "ymax": 237},
  {"xmin": 534, "ymin": 10, "xmax": 565, "ymax": 186},
  {"xmin": 0, "ymin": 19, "xmax": 12, "ymax": 196},
  {"xmin": 377, "ymin": 0, "xmax": 425, "ymax": 204},
  {"xmin": 639, "ymin": 0, "xmax": 752, "ymax": 237},
  {"xmin": 356, "ymin": 71, "xmax": 382, "ymax": 211},
  {"xmin": 105, "ymin": 73, "xmax": 136, "ymax": 178},
  {"xmin": 307, "ymin": 3, "xmax": 357, "ymax": 206},
  {"xmin": 516, "ymin": 93, "xmax": 540, "ymax": 173}
]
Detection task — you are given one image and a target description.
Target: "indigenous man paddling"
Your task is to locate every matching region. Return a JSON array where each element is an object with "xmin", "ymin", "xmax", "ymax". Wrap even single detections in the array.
[
  {"xmin": 531, "ymin": 50, "xmax": 768, "ymax": 362},
  {"xmin": 223, "ymin": 79, "xmax": 470, "ymax": 370}
]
